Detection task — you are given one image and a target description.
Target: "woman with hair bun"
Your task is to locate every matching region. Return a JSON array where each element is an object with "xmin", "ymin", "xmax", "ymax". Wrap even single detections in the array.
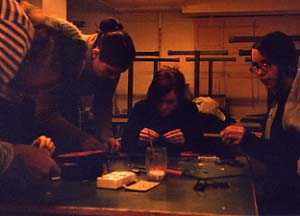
[
  {"xmin": 10, "ymin": 2, "xmax": 136, "ymax": 153},
  {"xmin": 78, "ymin": 17, "xmax": 136, "ymax": 152},
  {"xmin": 82, "ymin": 17, "xmax": 135, "ymax": 74}
]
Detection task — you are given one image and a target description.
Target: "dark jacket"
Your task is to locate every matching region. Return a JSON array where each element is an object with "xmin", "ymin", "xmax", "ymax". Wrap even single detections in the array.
[
  {"xmin": 242, "ymin": 91, "xmax": 300, "ymax": 214},
  {"xmin": 122, "ymin": 100, "xmax": 204, "ymax": 155}
]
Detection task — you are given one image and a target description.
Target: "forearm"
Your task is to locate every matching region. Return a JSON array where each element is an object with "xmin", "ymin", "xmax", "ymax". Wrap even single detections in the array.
[
  {"xmin": 93, "ymin": 78, "xmax": 119, "ymax": 140},
  {"xmin": 34, "ymin": 93, "xmax": 99, "ymax": 152},
  {"xmin": 38, "ymin": 112, "xmax": 92, "ymax": 152},
  {"xmin": 241, "ymin": 132, "xmax": 270, "ymax": 161}
]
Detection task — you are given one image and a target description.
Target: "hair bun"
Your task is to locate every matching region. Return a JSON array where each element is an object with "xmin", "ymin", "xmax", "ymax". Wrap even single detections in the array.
[{"xmin": 99, "ymin": 18, "xmax": 123, "ymax": 33}]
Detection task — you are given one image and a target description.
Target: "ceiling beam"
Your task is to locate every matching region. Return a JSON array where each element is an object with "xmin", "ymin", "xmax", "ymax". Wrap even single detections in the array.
[{"xmin": 182, "ymin": 0, "xmax": 300, "ymax": 16}]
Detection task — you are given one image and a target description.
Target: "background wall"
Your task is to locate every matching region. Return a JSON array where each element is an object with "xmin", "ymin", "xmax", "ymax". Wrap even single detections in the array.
[
  {"xmin": 66, "ymin": 1, "xmax": 300, "ymax": 118},
  {"xmin": 29, "ymin": 0, "xmax": 66, "ymax": 18}
]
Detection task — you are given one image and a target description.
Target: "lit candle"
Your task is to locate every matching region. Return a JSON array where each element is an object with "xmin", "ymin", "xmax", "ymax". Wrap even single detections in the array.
[{"xmin": 148, "ymin": 168, "xmax": 165, "ymax": 181}]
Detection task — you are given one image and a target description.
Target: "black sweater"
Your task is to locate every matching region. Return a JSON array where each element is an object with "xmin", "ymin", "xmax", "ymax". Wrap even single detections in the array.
[
  {"xmin": 121, "ymin": 100, "xmax": 204, "ymax": 155},
  {"xmin": 242, "ymin": 91, "xmax": 300, "ymax": 213}
]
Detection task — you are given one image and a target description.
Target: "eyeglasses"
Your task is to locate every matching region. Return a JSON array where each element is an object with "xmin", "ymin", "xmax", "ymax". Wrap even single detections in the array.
[{"xmin": 249, "ymin": 61, "xmax": 272, "ymax": 75}]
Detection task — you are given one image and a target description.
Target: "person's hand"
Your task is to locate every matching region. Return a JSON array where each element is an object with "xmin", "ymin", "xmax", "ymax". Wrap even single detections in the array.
[
  {"xmin": 32, "ymin": 135, "xmax": 55, "ymax": 155},
  {"xmin": 220, "ymin": 125, "xmax": 246, "ymax": 145},
  {"xmin": 297, "ymin": 159, "xmax": 300, "ymax": 176},
  {"xmin": 12, "ymin": 144, "xmax": 61, "ymax": 180},
  {"xmin": 162, "ymin": 129, "xmax": 185, "ymax": 144},
  {"xmin": 106, "ymin": 137, "xmax": 121, "ymax": 153},
  {"xmin": 138, "ymin": 128, "xmax": 160, "ymax": 144}
]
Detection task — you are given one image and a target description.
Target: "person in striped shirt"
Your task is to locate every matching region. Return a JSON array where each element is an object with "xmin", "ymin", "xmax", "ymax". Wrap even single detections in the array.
[{"xmin": 0, "ymin": 0, "xmax": 60, "ymax": 187}]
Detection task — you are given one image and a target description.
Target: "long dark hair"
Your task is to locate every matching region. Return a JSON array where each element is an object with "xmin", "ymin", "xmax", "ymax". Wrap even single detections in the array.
[
  {"xmin": 93, "ymin": 18, "xmax": 136, "ymax": 71},
  {"xmin": 147, "ymin": 66, "xmax": 187, "ymax": 105},
  {"xmin": 252, "ymin": 31, "xmax": 298, "ymax": 78}
]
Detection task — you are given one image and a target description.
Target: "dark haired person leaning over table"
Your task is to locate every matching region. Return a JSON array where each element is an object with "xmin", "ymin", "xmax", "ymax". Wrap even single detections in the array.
[
  {"xmin": 122, "ymin": 66, "xmax": 204, "ymax": 156},
  {"xmin": 7, "ymin": 2, "xmax": 136, "ymax": 154},
  {"xmin": 220, "ymin": 31, "xmax": 300, "ymax": 215}
]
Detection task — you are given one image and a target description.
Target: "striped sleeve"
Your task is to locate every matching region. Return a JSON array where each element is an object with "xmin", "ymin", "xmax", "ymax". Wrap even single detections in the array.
[{"xmin": 0, "ymin": 0, "xmax": 34, "ymax": 84}]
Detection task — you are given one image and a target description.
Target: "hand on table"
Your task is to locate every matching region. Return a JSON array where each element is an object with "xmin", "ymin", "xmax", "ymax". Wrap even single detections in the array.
[
  {"xmin": 220, "ymin": 125, "xmax": 246, "ymax": 145},
  {"xmin": 162, "ymin": 129, "xmax": 185, "ymax": 144},
  {"xmin": 138, "ymin": 128, "xmax": 160, "ymax": 144},
  {"xmin": 32, "ymin": 135, "xmax": 55, "ymax": 155},
  {"xmin": 12, "ymin": 144, "xmax": 61, "ymax": 180}
]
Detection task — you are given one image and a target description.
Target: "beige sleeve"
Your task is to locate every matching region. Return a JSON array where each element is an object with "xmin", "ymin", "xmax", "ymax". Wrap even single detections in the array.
[{"xmin": 283, "ymin": 68, "xmax": 300, "ymax": 130}]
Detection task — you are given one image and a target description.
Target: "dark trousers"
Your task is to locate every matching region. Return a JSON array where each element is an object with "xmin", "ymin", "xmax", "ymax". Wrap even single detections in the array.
[
  {"xmin": 258, "ymin": 178, "xmax": 300, "ymax": 215},
  {"xmin": 0, "ymin": 96, "xmax": 36, "ymax": 144}
]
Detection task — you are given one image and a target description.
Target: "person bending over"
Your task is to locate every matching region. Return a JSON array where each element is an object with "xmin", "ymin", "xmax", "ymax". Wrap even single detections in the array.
[
  {"xmin": 9, "ymin": 2, "xmax": 136, "ymax": 153},
  {"xmin": 0, "ymin": 0, "xmax": 60, "ymax": 192}
]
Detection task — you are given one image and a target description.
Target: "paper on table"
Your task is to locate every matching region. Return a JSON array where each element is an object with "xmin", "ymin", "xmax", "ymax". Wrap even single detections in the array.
[{"xmin": 123, "ymin": 180, "xmax": 160, "ymax": 192}]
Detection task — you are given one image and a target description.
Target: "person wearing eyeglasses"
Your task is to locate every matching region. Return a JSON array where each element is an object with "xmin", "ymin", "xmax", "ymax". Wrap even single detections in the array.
[{"xmin": 220, "ymin": 31, "xmax": 300, "ymax": 214}]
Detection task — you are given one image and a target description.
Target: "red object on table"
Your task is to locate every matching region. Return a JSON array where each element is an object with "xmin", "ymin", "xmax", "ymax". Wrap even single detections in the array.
[
  {"xmin": 165, "ymin": 169, "xmax": 183, "ymax": 176},
  {"xmin": 180, "ymin": 151, "xmax": 199, "ymax": 157},
  {"xmin": 56, "ymin": 150, "xmax": 105, "ymax": 158}
]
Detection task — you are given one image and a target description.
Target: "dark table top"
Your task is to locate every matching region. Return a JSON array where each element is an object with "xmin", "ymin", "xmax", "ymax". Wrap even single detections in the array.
[{"xmin": 0, "ymin": 155, "xmax": 258, "ymax": 216}]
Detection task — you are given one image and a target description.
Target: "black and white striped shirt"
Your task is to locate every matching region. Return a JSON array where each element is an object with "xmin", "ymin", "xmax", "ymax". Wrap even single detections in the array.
[{"xmin": 0, "ymin": 0, "xmax": 34, "ymax": 84}]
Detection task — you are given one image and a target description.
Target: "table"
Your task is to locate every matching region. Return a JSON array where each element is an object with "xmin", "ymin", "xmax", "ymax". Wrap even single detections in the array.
[{"xmin": 0, "ymin": 155, "xmax": 258, "ymax": 216}]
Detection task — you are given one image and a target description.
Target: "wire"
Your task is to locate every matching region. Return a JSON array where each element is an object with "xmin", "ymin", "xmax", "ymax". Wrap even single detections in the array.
[{"xmin": 147, "ymin": 128, "xmax": 154, "ymax": 148}]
